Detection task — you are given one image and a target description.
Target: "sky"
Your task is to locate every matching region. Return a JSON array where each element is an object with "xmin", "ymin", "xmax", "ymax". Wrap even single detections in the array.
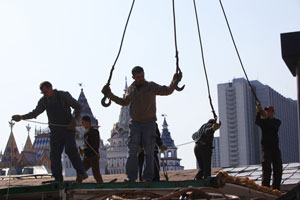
[{"xmin": 0, "ymin": 0, "xmax": 299, "ymax": 170}]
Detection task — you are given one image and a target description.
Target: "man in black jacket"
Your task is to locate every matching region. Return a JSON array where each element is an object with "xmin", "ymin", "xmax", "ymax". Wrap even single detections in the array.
[
  {"xmin": 255, "ymin": 105, "xmax": 282, "ymax": 190},
  {"xmin": 192, "ymin": 119, "xmax": 221, "ymax": 180},
  {"xmin": 79, "ymin": 116, "xmax": 103, "ymax": 184},
  {"xmin": 12, "ymin": 81, "xmax": 87, "ymax": 182}
]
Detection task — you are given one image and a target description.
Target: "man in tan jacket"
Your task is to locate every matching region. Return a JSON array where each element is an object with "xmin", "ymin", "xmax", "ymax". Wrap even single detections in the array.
[{"xmin": 102, "ymin": 66, "xmax": 181, "ymax": 182}]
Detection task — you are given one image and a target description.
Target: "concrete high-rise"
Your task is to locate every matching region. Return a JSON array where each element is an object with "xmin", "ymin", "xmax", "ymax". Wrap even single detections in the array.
[
  {"xmin": 218, "ymin": 78, "xmax": 298, "ymax": 167},
  {"xmin": 211, "ymin": 137, "xmax": 221, "ymax": 168}
]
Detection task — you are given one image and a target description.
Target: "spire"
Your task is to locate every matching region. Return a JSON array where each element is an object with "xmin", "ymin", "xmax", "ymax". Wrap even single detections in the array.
[
  {"xmin": 0, "ymin": 122, "xmax": 20, "ymax": 167},
  {"xmin": 162, "ymin": 114, "xmax": 168, "ymax": 129},
  {"xmin": 160, "ymin": 115, "xmax": 175, "ymax": 147},
  {"xmin": 23, "ymin": 124, "xmax": 34, "ymax": 152},
  {"xmin": 75, "ymin": 87, "xmax": 98, "ymax": 126},
  {"xmin": 117, "ymin": 77, "xmax": 130, "ymax": 129}
]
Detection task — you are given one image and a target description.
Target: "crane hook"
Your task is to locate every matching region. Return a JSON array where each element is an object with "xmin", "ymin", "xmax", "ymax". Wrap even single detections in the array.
[{"xmin": 101, "ymin": 96, "xmax": 111, "ymax": 107}]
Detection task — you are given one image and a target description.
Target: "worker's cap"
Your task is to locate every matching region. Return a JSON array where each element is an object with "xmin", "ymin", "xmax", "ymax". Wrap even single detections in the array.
[{"xmin": 264, "ymin": 105, "xmax": 275, "ymax": 112}]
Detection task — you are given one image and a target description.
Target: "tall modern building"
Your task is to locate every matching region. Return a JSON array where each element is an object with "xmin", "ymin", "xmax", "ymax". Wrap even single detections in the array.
[
  {"xmin": 218, "ymin": 78, "xmax": 298, "ymax": 167},
  {"xmin": 211, "ymin": 137, "xmax": 221, "ymax": 168}
]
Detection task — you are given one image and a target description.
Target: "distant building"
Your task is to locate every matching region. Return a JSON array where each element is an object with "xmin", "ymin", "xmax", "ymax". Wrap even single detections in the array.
[
  {"xmin": 0, "ymin": 122, "xmax": 20, "ymax": 168},
  {"xmin": 211, "ymin": 137, "xmax": 221, "ymax": 168},
  {"xmin": 160, "ymin": 116, "xmax": 184, "ymax": 171},
  {"xmin": 62, "ymin": 88, "xmax": 107, "ymax": 177},
  {"xmin": 218, "ymin": 78, "xmax": 298, "ymax": 167},
  {"xmin": 106, "ymin": 81, "xmax": 130, "ymax": 175},
  {"xmin": 17, "ymin": 125, "xmax": 36, "ymax": 167},
  {"xmin": 32, "ymin": 127, "xmax": 51, "ymax": 169}
]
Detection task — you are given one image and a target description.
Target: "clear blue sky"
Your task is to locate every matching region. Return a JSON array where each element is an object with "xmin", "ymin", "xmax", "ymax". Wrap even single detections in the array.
[{"xmin": 0, "ymin": 0, "xmax": 299, "ymax": 169}]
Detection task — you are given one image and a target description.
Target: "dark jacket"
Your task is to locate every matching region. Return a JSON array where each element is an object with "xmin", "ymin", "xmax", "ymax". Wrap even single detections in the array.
[
  {"xmin": 84, "ymin": 127, "xmax": 100, "ymax": 158},
  {"xmin": 22, "ymin": 90, "xmax": 82, "ymax": 122},
  {"xmin": 192, "ymin": 122, "xmax": 215, "ymax": 147},
  {"xmin": 110, "ymin": 81, "xmax": 175, "ymax": 123},
  {"xmin": 255, "ymin": 112, "xmax": 281, "ymax": 148}
]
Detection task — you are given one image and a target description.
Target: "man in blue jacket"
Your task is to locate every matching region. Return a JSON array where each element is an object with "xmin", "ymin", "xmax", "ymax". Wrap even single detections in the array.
[{"xmin": 12, "ymin": 81, "xmax": 87, "ymax": 182}]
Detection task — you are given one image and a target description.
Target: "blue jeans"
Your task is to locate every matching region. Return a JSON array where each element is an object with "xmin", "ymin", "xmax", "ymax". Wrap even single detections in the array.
[
  {"xmin": 50, "ymin": 129, "xmax": 85, "ymax": 180},
  {"xmin": 126, "ymin": 121, "xmax": 156, "ymax": 181}
]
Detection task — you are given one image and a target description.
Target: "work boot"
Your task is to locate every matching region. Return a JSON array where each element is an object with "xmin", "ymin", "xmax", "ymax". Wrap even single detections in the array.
[
  {"xmin": 76, "ymin": 172, "xmax": 88, "ymax": 183},
  {"xmin": 124, "ymin": 178, "xmax": 135, "ymax": 183}
]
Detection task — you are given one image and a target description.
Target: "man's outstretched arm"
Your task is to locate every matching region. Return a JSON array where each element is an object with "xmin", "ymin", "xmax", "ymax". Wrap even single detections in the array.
[{"xmin": 12, "ymin": 99, "xmax": 46, "ymax": 121}]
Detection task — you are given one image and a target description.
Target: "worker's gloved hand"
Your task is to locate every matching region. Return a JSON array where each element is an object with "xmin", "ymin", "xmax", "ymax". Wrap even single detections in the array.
[
  {"xmin": 12, "ymin": 115, "xmax": 22, "ymax": 122},
  {"xmin": 160, "ymin": 145, "xmax": 168, "ymax": 153},
  {"xmin": 256, "ymin": 104, "xmax": 263, "ymax": 112},
  {"xmin": 67, "ymin": 119, "xmax": 77, "ymax": 131},
  {"xmin": 212, "ymin": 121, "xmax": 222, "ymax": 131},
  {"xmin": 172, "ymin": 71, "xmax": 183, "ymax": 84},
  {"xmin": 138, "ymin": 146, "xmax": 143, "ymax": 154},
  {"xmin": 78, "ymin": 147, "xmax": 84, "ymax": 156},
  {"xmin": 260, "ymin": 110, "xmax": 267, "ymax": 119},
  {"xmin": 256, "ymin": 104, "xmax": 267, "ymax": 118},
  {"xmin": 101, "ymin": 84, "xmax": 112, "ymax": 97}
]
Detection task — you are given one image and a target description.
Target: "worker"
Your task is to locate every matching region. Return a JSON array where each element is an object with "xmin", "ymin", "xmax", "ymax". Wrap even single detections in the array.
[
  {"xmin": 255, "ymin": 104, "xmax": 282, "ymax": 190},
  {"xmin": 102, "ymin": 66, "xmax": 182, "ymax": 182},
  {"xmin": 192, "ymin": 119, "xmax": 221, "ymax": 180}
]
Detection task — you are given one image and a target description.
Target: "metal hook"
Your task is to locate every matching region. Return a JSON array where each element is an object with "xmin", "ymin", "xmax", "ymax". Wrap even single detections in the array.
[
  {"xmin": 101, "ymin": 96, "xmax": 111, "ymax": 107},
  {"xmin": 175, "ymin": 83, "xmax": 185, "ymax": 91},
  {"xmin": 174, "ymin": 71, "xmax": 185, "ymax": 91}
]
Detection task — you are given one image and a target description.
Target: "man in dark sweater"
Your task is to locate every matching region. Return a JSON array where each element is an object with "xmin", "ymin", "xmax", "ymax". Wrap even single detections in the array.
[
  {"xmin": 79, "ymin": 116, "xmax": 103, "ymax": 184},
  {"xmin": 255, "ymin": 105, "xmax": 282, "ymax": 190},
  {"xmin": 12, "ymin": 81, "xmax": 87, "ymax": 182},
  {"xmin": 192, "ymin": 119, "xmax": 221, "ymax": 180}
]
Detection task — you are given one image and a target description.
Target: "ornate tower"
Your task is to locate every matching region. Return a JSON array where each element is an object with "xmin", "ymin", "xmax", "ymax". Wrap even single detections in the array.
[
  {"xmin": 23, "ymin": 125, "xmax": 34, "ymax": 153},
  {"xmin": 0, "ymin": 121, "xmax": 20, "ymax": 168},
  {"xmin": 106, "ymin": 79, "xmax": 130, "ymax": 174},
  {"xmin": 160, "ymin": 115, "xmax": 184, "ymax": 171},
  {"xmin": 17, "ymin": 125, "xmax": 37, "ymax": 167}
]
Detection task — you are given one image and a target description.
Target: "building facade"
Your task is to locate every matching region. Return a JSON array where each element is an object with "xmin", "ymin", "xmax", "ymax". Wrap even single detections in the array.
[
  {"xmin": 106, "ymin": 82, "xmax": 130, "ymax": 175},
  {"xmin": 32, "ymin": 127, "xmax": 51, "ymax": 170},
  {"xmin": 211, "ymin": 136, "xmax": 221, "ymax": 168},
  {"xmin": 218, "ymin": 78, "xmax": 298, "ymax": 167}
]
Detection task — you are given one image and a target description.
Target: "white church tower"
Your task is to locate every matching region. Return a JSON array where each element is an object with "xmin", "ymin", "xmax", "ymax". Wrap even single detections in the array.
[{"xmin": 106, "ymin": 80, "xmax": 130, "ymax": 174}]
